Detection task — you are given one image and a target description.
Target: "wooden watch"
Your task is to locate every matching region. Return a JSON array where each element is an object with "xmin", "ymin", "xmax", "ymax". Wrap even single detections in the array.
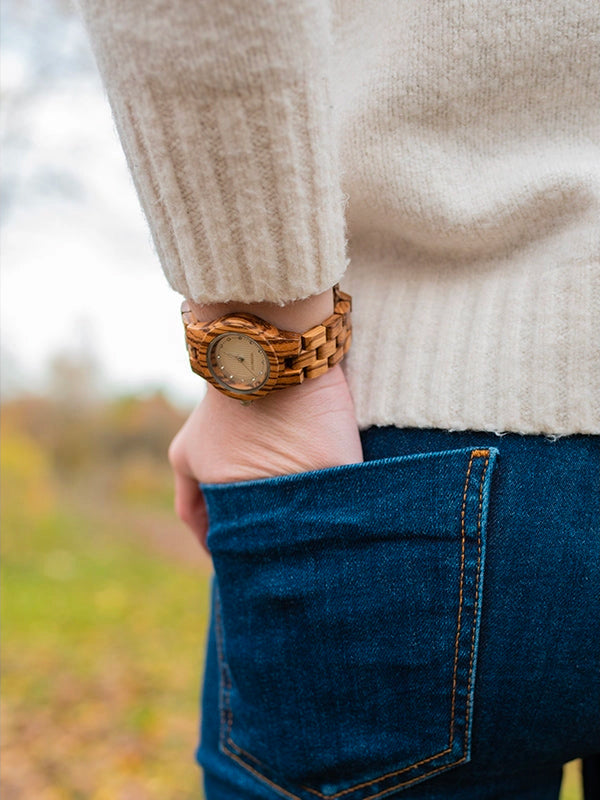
[{"xmin": 181, "ymin": 284, "xmax": 352, "ymax": 401}]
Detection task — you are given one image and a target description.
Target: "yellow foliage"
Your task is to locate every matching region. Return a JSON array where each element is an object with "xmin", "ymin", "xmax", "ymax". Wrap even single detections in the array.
[{"xmin": 0, "ymin": 432, "xmax": 56, "ymax": 518}]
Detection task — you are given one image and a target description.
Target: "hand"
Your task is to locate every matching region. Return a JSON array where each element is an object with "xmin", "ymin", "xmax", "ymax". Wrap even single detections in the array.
[{"xmin": 168, "ymin": 364, "xmax": 363, "ymax": 552}]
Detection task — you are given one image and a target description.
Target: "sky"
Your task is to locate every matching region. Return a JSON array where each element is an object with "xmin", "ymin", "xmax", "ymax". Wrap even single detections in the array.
[{"xmin": 1, "ymin": 0, "xmax": 202, "ymax": 407}]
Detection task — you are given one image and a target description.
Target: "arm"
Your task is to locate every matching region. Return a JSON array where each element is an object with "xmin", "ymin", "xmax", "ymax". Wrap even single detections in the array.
[{"xmin": 78, "ymin": 0, "xmax": 360, "ymax": 549}]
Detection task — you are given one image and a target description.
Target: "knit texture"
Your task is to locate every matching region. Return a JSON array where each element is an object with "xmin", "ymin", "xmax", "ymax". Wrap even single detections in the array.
[{"xmin": 80, "ymin": 0, "xmax": 600, "ymax": 435}]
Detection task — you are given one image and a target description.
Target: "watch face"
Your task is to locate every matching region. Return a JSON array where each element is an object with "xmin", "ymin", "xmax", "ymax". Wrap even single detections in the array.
[{"xmin": 207, "ymin": 333, "xmax": 270, "ymax": 394}]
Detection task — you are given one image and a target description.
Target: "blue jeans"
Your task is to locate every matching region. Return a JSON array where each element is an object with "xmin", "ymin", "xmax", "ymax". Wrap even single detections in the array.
[{"xmin": 197, "ymin": 428, "xmax": 600, "ymax": 800}]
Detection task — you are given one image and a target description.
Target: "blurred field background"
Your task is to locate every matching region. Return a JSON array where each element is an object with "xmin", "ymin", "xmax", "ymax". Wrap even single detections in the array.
[
  {"xmin": 2, "ymin": 1, "xmax": 212, "ymax": 794},
  {"xmin": 0, "ymin": 0, "xmax": 585, "ymax": 798},
  {"xmin": 1, "ymin": 370, "xmax": 212, "ymax": 799}
]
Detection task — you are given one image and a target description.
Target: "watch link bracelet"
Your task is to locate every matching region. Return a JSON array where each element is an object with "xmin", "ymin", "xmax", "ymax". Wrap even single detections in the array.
[{"xmin": 181, "ymin": 284, "xmax": 352, "ymax": 401}]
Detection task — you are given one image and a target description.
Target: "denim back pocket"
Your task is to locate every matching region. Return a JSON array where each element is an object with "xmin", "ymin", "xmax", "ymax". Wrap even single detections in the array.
[{"xmin": 202, "ymin": 447, "xmax": 497, "ymax": 800}]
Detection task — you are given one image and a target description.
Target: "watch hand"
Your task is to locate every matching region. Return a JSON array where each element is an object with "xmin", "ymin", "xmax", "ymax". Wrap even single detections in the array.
[
  {"xmin": 219, "ymin": 351, "xmax": 258, "ymax": 380},
  {"xmin": 218, "ymin": 352, "xmax": 243, "ymax": 378},
  {"xmin": 235, "ymin": 356, "xmax": 257, "ymax": 378}
]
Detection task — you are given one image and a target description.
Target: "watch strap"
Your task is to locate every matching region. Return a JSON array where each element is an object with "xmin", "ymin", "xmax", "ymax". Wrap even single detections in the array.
[{"xmin": 278, "ymin": 285, "xmax": 352, "ymax": 386}]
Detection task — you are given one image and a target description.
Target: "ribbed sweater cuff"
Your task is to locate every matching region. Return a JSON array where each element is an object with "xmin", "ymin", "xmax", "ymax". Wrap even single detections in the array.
[{"xmin": 110, "ymin": 78, "xmax": 347, "ymax": 303}]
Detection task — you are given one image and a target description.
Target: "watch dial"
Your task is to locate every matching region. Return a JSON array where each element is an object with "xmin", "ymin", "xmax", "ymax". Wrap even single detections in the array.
[{"xmin": 207, "ymin": 333, "xmax": 270, "ymax": 393}]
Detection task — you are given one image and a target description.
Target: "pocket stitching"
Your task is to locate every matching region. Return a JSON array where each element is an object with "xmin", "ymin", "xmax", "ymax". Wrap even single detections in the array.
[
  {"xmin": 215, "ymin": 449, "xmax": 491, "ymax": 800},
  {"xmin": 462, "ymin": 449, "xmax": 489, "ymax": 755}
]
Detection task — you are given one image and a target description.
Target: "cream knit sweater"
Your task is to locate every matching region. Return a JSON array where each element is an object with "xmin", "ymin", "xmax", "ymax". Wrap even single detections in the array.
[{"xmin": 80, "ymin": 0, "xmax": 599, "ymax": 435}]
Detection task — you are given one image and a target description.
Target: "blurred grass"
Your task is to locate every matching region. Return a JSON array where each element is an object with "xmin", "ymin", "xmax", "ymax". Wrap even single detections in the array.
[
  {"xmin": 0, "ymin": 391, "xmax": 584, "ymax": 800},
  {"xmin": 1, "ymin": 398, "xmax": 211, "ymax": 799}
]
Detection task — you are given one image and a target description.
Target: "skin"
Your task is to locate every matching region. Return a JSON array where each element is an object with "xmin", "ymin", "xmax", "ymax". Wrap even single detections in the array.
[{"xmin": 168, "ymin": 289, "xmax": 364, "ymax": 551}]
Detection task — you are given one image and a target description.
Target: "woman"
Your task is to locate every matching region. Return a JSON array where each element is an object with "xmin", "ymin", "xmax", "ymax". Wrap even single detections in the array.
[{"xmin": 80, "ymin": 1, "xmax": 599, "ymax": 797}]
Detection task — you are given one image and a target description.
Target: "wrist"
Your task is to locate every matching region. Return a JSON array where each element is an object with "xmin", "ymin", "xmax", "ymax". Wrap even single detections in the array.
[
  {"xmin": 182, "ymin": 284, "xmax": 352, "ymax": 403},
  {"xmin": 186, "ymin": 288, "xmax": 334, "ymax": 333}
]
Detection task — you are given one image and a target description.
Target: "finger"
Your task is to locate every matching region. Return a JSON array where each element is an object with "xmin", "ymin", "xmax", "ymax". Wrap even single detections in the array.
[{"xmin": 173, "ymin": 470, "xmax": 210, "ymax": 552}]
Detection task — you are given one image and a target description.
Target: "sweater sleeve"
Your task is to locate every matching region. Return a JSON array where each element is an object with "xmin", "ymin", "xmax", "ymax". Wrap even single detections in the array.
[{"xmin": 78, "ymin": 0, "xmax": 348, "ymax": 304}]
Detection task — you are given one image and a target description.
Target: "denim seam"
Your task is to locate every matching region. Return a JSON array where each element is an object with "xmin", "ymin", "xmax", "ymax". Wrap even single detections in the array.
[
  {"xmin": 215, "ymin": 449, "xmax": 491, "ymax": 800},
  {"xmin": 213, "ymin": 588, "xmax": 229, "ymax": 755},
  {"xmin": 463, "ymin": 450, "xmax": 489, "ymax": 754},
  {"xmin": 447, "ymin": 448, "xmax": 476, "ymax": 747}
]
